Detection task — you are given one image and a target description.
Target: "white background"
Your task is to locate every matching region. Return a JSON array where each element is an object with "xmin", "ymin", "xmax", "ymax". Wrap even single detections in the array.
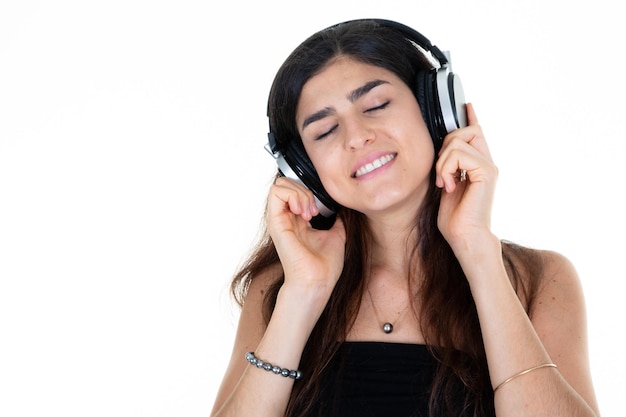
[{"xmin": 1, "ymin": 1, "xmax": 623, "ymax": 416}]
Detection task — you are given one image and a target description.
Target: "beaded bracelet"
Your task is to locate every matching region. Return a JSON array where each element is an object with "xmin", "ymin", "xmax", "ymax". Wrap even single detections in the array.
[{"xmin": 245, "ymin": 352, "xmax": 302, "ymax": 380}]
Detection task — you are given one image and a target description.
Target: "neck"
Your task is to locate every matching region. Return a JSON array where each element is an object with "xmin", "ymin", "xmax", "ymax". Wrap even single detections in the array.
[{"xmin": 367, "ymin": 211, "xmax": 419, "ymax": 277}]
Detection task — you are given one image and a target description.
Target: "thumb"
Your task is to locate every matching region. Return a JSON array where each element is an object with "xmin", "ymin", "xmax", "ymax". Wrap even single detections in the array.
[{"xmin": 466, "ymin": 102, "xmax": 479, "ymax": 126}]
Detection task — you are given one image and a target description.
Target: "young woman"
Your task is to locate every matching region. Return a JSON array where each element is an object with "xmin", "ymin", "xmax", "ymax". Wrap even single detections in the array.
[{"xmin": 211, "ymin": 19, "xmax": 599, "ymax": 417}]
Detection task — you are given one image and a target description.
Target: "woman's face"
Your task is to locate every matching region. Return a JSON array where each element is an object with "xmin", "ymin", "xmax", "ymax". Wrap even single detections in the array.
[{"xmin": 296, "ymin": 57, "xmax": 435, "ymax": 219}]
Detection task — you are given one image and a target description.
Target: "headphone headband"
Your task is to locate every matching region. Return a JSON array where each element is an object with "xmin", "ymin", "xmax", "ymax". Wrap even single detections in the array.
[{"xmin": 338, "ymin": 19, "xmax": 449, "ymax": 68}]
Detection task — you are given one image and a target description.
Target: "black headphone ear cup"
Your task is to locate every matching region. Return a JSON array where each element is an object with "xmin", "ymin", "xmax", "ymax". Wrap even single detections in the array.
[
  {"xmin": 414, "ymin": 69, "xmax": 428, "ymax": 123},
  {"xmin": 415, "ymin": 69, "xmax": 445, "ymax": 147},
  {"xmin": 282, "ymin": 140, "xmax": 338, "ymax": 215},
  {"xmin": 283, "ymin": 141, "xmax": 321, "ymax": 190}
]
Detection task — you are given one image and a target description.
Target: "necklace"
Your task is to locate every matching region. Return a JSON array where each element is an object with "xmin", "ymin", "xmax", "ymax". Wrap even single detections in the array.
[{"xmin": 366, "ymin": 287, "xmax": 411, "ymax": 334}]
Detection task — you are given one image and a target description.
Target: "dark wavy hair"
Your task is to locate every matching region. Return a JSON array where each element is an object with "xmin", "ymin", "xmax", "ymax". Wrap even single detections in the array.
[{"xmin": 232, "ymin": 19, "xmax": 544, "ymax": 417}]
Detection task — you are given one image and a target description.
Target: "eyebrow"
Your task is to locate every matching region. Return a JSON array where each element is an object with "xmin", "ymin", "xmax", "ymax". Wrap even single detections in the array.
[{"xmin": 301, "ymin": 79, "xmax": 389, "ymax": 130}]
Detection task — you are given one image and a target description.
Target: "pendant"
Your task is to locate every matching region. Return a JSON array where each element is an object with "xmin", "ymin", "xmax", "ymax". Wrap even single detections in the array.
[{"xmin": 383, "ymin": 323, "xmax": 393, "ymax": 334}]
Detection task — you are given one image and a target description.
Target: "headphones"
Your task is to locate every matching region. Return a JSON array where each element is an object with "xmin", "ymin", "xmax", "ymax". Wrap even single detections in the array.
[{"xmin": 264, "ymin": 19, "xmax": 467, "ymax": 230}]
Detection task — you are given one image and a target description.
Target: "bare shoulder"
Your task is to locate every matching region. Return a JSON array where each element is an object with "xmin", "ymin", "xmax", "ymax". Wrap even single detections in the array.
[
  {"xmin": 502, "ymin": 243, "xmax": 583, "ymax": 314},
  {"xmin": 525, "ymin": 249, "xmax": 586, "ymax": 340},
  {"xmin": 540, "ymin": 249, "xmax": 580, "ymax": 283},
  {"xmin": 528, "ymin": 249, "xmax": 600, "ymax": 413},
  {"xmin": 531, "ymin": 249, "xmax": 585, "ymax": 319}
]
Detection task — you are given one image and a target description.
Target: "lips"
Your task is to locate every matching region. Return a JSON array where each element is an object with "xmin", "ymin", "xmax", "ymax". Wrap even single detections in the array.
[{"xmin": 353, "ymin": 153, "xmax": 397, "ymax": 178}]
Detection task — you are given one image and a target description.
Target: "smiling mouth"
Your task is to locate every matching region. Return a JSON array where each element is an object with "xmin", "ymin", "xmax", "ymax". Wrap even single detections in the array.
[{"xmin": 354, "ymin": 153, "xmax": 397, "ymax": 178}]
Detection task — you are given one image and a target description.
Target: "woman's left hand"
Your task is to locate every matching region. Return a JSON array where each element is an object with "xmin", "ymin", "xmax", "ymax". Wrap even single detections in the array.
[{"xmin": 435, "ymin": 103, "xmax": 498, "ymax": 253}]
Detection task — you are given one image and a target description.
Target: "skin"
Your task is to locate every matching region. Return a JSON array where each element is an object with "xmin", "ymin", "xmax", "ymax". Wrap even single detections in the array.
[{"xmin": 211, "ymin": 57, "xmax": 600, "ymax": 417}]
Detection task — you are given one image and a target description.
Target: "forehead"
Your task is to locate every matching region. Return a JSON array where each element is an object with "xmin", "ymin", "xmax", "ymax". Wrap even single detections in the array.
[{"xmin": 297, "ymin": 57, "xmax": 402, "ymax": 114}]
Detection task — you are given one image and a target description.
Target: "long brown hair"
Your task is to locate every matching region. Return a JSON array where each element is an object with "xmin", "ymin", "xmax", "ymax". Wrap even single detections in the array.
[{"xmin": 231, "ymin": 19, "xmax": 544, "ymax": 417}]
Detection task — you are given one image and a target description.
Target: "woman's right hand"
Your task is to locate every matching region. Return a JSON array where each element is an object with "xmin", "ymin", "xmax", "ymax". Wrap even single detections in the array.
[{"xmin": 267, "ymin": 177, "xmax": 346, "ymax": 303}]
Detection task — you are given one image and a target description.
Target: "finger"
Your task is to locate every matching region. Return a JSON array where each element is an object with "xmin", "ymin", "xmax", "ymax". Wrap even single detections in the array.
[
  {"xmin": 275, "ymin": 177, "xmax": 320, "ymax": 217},
  {"xmin": 436, "ymin": 156, "xmax": 465, "ymax": 192},
  {"xmin": 435, "ymin": 147, "xmax": 460, "ymax": 192},
  {"xmin": 439, "ymin": 120, "xmax": 491, "ymax": 160},
  {"xmin": 439, "ymin": 127, "xmax": 479, "ymax": 154},
  {"xmin": 466, "ymin": 102, "xmax": 479, "ymax": 126},
  {"xmin": 435, "ymin": 142, "xmax": 483, "ymax": 191},
  {"xmin": 271, "ymin": 178, "xmax": 318, "ymax": 220}
]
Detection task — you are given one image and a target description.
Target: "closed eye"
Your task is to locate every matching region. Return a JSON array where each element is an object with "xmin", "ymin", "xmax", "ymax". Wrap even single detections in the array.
[
  {"xmin": 313, "ymin": 101, "xmax": 389, "ymax": 140},
  {"xmin": 315, "ymin": 124, "xmax": 338, "ymax": 141},
  {"xmin": 366, "ymin": 101, "xmax": 390, "ymax": 112}
]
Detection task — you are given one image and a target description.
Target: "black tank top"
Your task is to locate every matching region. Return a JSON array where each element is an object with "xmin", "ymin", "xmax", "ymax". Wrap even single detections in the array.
[{"xmin": 311, "ymin": 342, "xmax": 439, "ymax": 417}]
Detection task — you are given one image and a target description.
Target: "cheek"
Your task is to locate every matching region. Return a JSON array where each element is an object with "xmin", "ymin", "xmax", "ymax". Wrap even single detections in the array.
[
  {"xmin": 309, "ymin": 152, "xmax": 337, "ymax": 181},
  {"xmin": 308, "ymin": 151, "xmax": 345, "ymax": 197},
  {"xmin": 405, "ymin": 120, "xmax": 436, "ymax": 162},
  {"xmin": 305, "ymin": 140, "xmax": 336, "ymax": 175}
]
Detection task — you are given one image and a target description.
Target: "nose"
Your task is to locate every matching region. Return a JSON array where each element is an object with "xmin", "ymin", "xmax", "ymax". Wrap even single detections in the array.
[{"xmin": 344, "ymin": 118, "xmax": 375, "ymax": 150}]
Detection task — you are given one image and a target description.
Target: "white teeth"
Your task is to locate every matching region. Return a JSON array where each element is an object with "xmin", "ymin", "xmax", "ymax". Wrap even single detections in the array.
[{"xmin": 355, "ymin": 154, "xmax": 396, "ymax": 178}]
